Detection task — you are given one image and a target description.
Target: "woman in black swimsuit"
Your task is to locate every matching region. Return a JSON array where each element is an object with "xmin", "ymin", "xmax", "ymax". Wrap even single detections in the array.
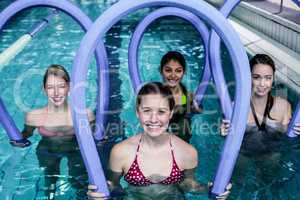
[
  {"xmin": 221, "ymin": 54, "xmax": 300, "ymax": 151},
  {"xmin": 221, "ymin": 54, "xmax": 300, "ymax": 199}
]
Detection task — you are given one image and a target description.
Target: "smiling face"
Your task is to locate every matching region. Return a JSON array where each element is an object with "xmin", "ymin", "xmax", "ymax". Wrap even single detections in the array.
[
  {"xmin": 137, "ymin": 94, "xmax": 173, "ymax": 137},
  {"xmin": 251, "ymin": 63, "xmax": 274, "ymax": 97},
  {"xmin": 161, "ymin": 60, "xmax": 185, "ymax": 88},
  {"xmin": 44, "ymin": 74, "xmax": 69, "ymax": 107}
]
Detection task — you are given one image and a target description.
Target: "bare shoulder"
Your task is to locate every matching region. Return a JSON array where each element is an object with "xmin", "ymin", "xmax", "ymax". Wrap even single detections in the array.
[
  {"xmin": 273, "ymin": 96, "xmax": 291, "ymax": 111},
  {"xmin": 109, "ymin": 134, "xmax": 141, "ymax": 172},
  {"xmin": 110, "ymin": 134, "xmax": 141, "ymax": 158},
  {"xmin": 172, "ymin": 135, "xmax": 198, "ymax": 169},
  {"xmin": 25, "ymin": 107, "xmax": 47, "ymax": 126},
  {"xmin": 274, "ymin": 96, "xmax": 290, "ymax": 106}
]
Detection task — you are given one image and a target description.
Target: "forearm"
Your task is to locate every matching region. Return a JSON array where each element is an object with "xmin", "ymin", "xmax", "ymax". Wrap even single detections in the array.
[
  {"xmin": 106, "ymin": 169, "xmax": 126, "ymax": 198},
  {"xmin": 189, "ymin": 93, "xmax": 202, "ymax": 114},
  {"xmin": 107, "ymin": 169, "xmax": 122, "ymax": 188},
  {"xmin": 179, "ymin": 180, "xmax": 208, "ymax": 194},
  {"xmin": 21, "ymin": 124, "xmax": 36, "ymax": 138},
  {"xmin": 89, "ymin": 119, "xmax": 96, "ymax": 133},
  {"xmin": 191, "ymin": 102, "xmax": 203, "ymax": 114},
  {"xmin": 178, "ymin": 168, "xmax": 209, "ymax": 194}
]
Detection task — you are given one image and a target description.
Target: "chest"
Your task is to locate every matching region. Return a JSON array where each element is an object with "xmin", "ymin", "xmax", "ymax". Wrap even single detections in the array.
[{"xmin": 124, "ymin": 149, "xmax": 175, "ymax": 178}]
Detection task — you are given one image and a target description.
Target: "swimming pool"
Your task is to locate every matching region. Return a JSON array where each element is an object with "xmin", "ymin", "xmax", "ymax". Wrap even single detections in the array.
[{"xmin": 1, "ymin": 0, "xmax": 300, "ymax": 199}]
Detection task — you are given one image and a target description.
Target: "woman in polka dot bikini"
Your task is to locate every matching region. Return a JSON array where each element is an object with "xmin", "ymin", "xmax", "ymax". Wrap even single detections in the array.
[{"xmin": 88, "ymin": 82, "xmax": 231, "ymax": 200}]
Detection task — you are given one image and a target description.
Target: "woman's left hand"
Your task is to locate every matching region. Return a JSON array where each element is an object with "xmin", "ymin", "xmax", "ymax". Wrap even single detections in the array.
[
  {"xmin": 208, "ymin": 182, "xmax": 232, "ymax": 200},
  {"xmin": 87, "ymin": 185, "xmax": 107, "ymax": 200},
  {"xmin": 293, "ymin": 123, "xmax": 300, "ymax": 135}
]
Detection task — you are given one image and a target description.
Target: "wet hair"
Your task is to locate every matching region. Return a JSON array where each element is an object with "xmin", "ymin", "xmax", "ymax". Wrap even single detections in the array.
[
  {"xmin": 136, "ymin": 82, "xmax": 175, "ymax": 111},
  {"xmin": 43, "ymin": 64, "xmax": 70, "ymax": 88},
  {"xmin": 250, "ymin": 54, "xmax": 275, "ymax": 120},
  {"xmin": 249, "ymin": 54, "xmax": 275, "ymax": 73},
  {"xmin": 160, "ymin": 51, "xmax": 186, "ymax": 72}
]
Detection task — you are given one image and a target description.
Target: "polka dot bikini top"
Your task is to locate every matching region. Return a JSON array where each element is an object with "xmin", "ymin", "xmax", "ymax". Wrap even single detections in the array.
[{"xmin": 124, "ymin": 136, "xmax": 184, "ymax": 186}]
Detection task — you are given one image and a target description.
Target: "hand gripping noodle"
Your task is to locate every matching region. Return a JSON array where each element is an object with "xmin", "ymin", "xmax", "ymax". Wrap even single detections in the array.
[{"xmin": 287, "ymin": 101, "xmax": 300, "ymax": 137}]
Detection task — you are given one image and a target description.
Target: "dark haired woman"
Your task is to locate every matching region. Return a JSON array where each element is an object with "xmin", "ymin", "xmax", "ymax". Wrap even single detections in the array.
[
  {"xmin": 16, "ymin": 65, "xmax": 95, "ymax": 198},
  {"xmin": 220, "ymin": 54, "xmax": 300, "ymax": 198},
  {"xmin": 221, "ymin": 54, "xmax": 300, "ymax": 151},
  {"xmin": 160, "ymin": 51, "xmax": 202, "ymax": 142}
]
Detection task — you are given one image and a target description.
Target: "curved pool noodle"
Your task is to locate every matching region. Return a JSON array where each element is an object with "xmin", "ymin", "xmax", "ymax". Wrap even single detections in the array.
[
  {"xmin": 0, "ymin": 0, "xmax": 109, "ymax": 195},
  {"xmin": 0, "ymin": 34, "xmax": 32, "ymax": 69},
  {"xmin": 128, "ymin": 7, "xmax": 211, "ymax": 106},
  {"xmin": 70, "ymin": 0, "xmax": 251, "ymax": 197},
  {"xmin": 209, "ymin": 0, "xmax": 241, "ymax": 121},
  {"xmin": 287, "ymin": 100, "xmax": 300, "ymax": 137},
  {"xmin": 0, "ymin": 98, "xmax": 23, "ymax": 141},
  {"xmin": 0, "ymin": 9, "xmax": 58, "ymax": 71},
  {"xmin": 209, "ymin": 0, "xmax": 244, "ymax": 196}
]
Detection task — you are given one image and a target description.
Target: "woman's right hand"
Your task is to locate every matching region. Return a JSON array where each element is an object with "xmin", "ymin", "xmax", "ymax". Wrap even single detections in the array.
[
  {"xmin": 220, "ymin": 119, "xmax": 231, "ymax": 136},
  {"xmin": 87, "ymin": 185, "xmax": 106, "ymax": 200},
  {"xmin": 293, "ymin": 123, "xmax": 300, "ymax": 135}
]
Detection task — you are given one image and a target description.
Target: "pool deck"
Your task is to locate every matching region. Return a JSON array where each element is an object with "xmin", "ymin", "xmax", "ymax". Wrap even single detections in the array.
[
  {"xmin": 231, "ymin": 0, "xmax": 300, "ymax": 93},
  {"xmin": 234, "ymin": 0, "xmax": 300, "ymax": 94},
  {"xmin": 230, "ymin": 18, "xmax": 300, "ymax": 92},
  {"xmin": 206, "ymin": 0, "xmax": 300, "ymax": 94},
  {"xmin": 244, "ymin": 0, "xmax": 300, "ymax": 25}
]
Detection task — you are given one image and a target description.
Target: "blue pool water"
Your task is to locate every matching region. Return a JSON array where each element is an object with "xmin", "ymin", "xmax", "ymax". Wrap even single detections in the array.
[{"xmin": 1, "ymin": 1, "xmax": 300, "ymax": 200}]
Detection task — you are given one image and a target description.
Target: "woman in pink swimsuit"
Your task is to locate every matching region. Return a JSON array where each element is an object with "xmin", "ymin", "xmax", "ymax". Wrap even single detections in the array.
[
  {"xmin": 17, "ymin": 64, "xmax": 95, "ymax": 199},
  {"xmin": 88, "ymin": 82, "xmax": 231, "ymax": 200}
]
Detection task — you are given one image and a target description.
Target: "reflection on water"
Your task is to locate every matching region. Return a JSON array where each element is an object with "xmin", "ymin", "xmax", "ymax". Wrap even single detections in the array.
[{"xmin": 229, "ymin": 134, "xmax": 300, "ymax": 200}]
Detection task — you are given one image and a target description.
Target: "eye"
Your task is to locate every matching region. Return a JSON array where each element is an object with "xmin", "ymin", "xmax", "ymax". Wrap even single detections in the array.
[
  {"xmin": 252, "ymin": 75, "xmax": 260, "ymax": 80},
  {"xmin": 158, "ymin": 109, "xmax": 167, "ymax": 115},
  {"xmin": 141, "ymin": 109, "xmax": 151, "ymax": 114},
  {"xmin": 265, "ymin": 76, "xmax": 273, "ymax": 80},
  {"xmin": 46, "ymin": 85, "xmax": 54, "ymax": 90},
  {"xmin": 58, "ymin": 84, "xmax": 67, "ymax": 89},
  {"xmin": 164, "ymin": 68, "xmax": 172, "ymax": 73},
  {"xmin": 175, "ymin": 69, "xmax": 183, "ymax": 73}
]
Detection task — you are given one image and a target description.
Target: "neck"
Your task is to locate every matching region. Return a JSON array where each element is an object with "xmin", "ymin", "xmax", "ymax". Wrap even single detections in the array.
[
  {"xmin": 47, "ymin": 101, "xmax": 68, "ymax": 113},
  {"xmin": 251, "ymin": 93, "xmax": 268, "ymax": 107},
  {"xmin": 169, "ymin": 84, "xmax": 182, "ymax": 95},
  {"xmin": 142, "ymin": 132, "xmax": 169, "ymax": 148}
]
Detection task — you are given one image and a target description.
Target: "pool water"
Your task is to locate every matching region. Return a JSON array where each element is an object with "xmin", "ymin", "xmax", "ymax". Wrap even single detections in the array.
[{"xmin": 1, "ymin": 1, "xmax": 300, "ymax": 200}]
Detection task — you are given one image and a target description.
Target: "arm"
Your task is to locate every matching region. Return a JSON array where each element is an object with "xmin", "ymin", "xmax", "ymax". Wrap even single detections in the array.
[
  {"xmin": 189, "ymin": 93, "xmax": 203, "ymax": 114},
  {"xmin": 178, "ymin": 168, "xmax": 209, "ymax": 194},
  {"xmin": 285, "ymin": 102, "xmax": 300, "ymax": 135},
  {"xmin": 177, "ymin": 141, "xmax": 231, "ymax": 199},
  {"xmin": 220, "ymin": 119, "xmax": 231, "ymax": 136},
  {"xmin": 87, "ymin": 109, "xmax": 98, "ymax": 134},
  {"xmin": 178, "ymin": 142, "xmax": 207, "ymax": 193},
  {"xmin": 282, "ymin": 99, "xmax": 292, "ymax": 126},
  {"xmin": 9, "ymin": 124, "xmax": 34, "ymax": 147},
  {"xmin": 22, "ymin": 111, "xmax": 38, "ymax": 138},
  {"xmin": 21, "ymin": 124, "xmax": 36, "ymax": 138},
  {"xmin": 279, "ymin": 98, "xmax": 292, "ymax": 133},
  {"xmin": 178, "ymin": 168, "xmax": 231, "ymax": 199},
  {"xmin": 88, "ymin": 143, "xmax": 126, "ymax": 199}
]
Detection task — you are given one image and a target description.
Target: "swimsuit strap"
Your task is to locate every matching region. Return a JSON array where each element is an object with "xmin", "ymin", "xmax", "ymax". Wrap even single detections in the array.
[
  {"xmin": 136, "ymin": 135, "xmax": 143, "ymax": 152},
  {"xmin": 169, "ymin": 135, "xmax": 177, "ymax": 161},
  {"xmin": 250, "ymin": 98, "xmax": 270, "ymax": 131}
]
